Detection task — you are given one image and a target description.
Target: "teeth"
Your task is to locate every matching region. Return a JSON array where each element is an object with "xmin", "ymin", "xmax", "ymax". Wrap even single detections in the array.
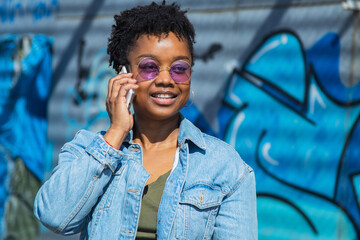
[{"xmin": 154, "ymin": 94, "xmax": 174, "ymax": 98}]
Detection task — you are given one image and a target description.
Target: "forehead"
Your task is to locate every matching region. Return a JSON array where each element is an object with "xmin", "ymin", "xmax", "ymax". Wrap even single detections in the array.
[{"xmin": 128, "ymin": 32, "xmax": 191, "ymax": 62}]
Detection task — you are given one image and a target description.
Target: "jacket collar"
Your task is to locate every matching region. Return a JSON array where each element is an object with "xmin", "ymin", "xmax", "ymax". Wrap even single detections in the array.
[
  {"xmin": 177, "ymin": 114, "xmax": 206, "ymax": 150},
  {"xmin": 124, "ymin": 114, "xmax": 206, "ymax": 150}
]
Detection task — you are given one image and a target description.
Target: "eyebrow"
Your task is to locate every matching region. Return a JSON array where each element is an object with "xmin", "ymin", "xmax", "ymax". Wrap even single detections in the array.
[{"xmin": 135, "ymin": 54, "xmax": 191, "ymax": 62}]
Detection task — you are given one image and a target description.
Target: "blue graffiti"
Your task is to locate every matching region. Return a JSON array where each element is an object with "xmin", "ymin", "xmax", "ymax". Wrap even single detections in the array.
[
  {"xmin": 307, "ymin": 33, "xmax": 360, "ymax": 104},
  {"xmin": 0, "ymin": 0, "xmax": 60, "ymax": 23},
  {"xmin": 0, "ymin": 34, "xmax": 52, "ymax": 237},
  {"xmin": 214, "ymin": 31, "xmax": 360, "ymax": 239},
  {"xmin": 62, "ymin": 48, "xmax": 112, "ymax": 140},
  {"xmin": 0, "ymin": 34, "xmax": 53, "ymax": 181}
]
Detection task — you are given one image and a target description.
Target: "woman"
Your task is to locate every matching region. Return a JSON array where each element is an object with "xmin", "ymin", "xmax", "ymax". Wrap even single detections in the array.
[{"xmin": 34, "ymin": 2, "xmax": 257, "ymax": 239}]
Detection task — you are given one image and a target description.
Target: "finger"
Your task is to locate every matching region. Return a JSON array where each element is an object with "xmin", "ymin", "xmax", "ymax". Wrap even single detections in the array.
[
  {"xmin": 108, "ymin": 74, "xmax": 134, "ymax": 100},
  {"xmin": 106, "ymin": 83, "xmax": 138, "ymax": 117},
  {"xmin": 117, "ymin": 83, "xmax": 139, "ymax": 102},
  {"xmin": 111, "ymin": 78, "xmax": 136, "ymax": 100},
  {"xmin": 107, "ymin": 72, "xmax": 133, "ymax": 96},
  {"xmin": 107, "ymin": 77, "xmax": 115, "ymax": 101},
  {"xmin": 107, "ymin": 82, "xmax": 137, "ymax": 112},
  {"xmin": 111, "ymin": 73, "xmax": 134, "ymax": 88}
]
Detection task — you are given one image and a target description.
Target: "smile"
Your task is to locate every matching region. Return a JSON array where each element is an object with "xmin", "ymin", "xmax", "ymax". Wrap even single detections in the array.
[
  {"xmin": 150, "ymin": 92, "xmax": 178, "ymax": 105},
  {"xmin": 151, "ymin": 93, "xmax": 177, "ymax": 99}
]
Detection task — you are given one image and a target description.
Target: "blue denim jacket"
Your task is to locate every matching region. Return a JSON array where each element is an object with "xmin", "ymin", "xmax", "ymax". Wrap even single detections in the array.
[{"xmin": 34, "ymin": 116, "xmax": 257, "ymax": 239}]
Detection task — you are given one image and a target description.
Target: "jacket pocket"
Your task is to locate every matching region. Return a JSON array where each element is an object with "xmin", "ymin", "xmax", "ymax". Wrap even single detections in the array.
[{"xmin": 174, "ymin": 184, "xmax": 224, "ymax": 240}]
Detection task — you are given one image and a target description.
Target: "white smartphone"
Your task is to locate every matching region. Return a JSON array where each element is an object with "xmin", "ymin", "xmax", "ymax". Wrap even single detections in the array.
[{"xmin": 120, "ymin": 66, "xmax": 135, "ymax": 110}]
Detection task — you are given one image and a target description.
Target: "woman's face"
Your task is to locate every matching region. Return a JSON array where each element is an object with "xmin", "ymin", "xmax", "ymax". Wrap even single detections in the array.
[{"xmin": 128, "ymin": 32, "xmax": 191, "ymax": 122}]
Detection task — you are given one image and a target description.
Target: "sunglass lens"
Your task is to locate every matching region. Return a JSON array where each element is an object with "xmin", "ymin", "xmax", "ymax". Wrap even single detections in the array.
[
  {"xmin": 138, "ymin": 58, "xmax": 159, "ymax": 80},
  {"xmin": 170, "ymin": 61, "xmax": 191, "ymax": 83}
]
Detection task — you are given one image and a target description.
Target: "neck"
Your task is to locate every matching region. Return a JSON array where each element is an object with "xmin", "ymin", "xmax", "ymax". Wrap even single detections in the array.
[{"xmin": 133, "ymin": 114, "xmax": 180, "ymax": 150}]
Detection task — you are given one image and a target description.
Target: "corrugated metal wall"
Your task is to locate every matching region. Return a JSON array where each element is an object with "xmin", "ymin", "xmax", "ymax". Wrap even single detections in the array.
[{"xmin": 1, "ymin": 0, "xmax": 359, "ymax": 239}]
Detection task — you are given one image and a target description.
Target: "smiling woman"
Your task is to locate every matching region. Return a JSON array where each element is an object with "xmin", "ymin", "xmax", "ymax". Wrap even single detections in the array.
[
  {"xmin": 128, "ymin": 33, "xmax": 191, "ymax": 124},
  {"xmin": 33, "ymin": 1, "xmax": 258, "ymax": 239}
]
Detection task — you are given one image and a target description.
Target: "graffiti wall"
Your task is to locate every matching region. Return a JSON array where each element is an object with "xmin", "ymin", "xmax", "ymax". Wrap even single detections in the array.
[{"xmin": 1, "ymin": 0, "xmax": 359, "ymax": 239}]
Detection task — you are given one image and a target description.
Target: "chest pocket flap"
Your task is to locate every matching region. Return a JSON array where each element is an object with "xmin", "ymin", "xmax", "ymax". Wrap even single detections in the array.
[{"xmin": 180, "ymin": 185, "xmax": 224, "ymax": 209}]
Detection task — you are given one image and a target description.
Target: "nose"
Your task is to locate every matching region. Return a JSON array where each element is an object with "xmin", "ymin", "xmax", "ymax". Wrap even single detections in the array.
[{"xmin": 154, "ymin": 66, "xmax": 174, "ymax": 86}]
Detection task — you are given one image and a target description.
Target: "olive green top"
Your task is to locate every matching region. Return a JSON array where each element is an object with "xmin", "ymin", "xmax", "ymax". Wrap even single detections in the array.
[{"xmin": 135, "ymin": 171, "xmax": 171, "ymax": 239}]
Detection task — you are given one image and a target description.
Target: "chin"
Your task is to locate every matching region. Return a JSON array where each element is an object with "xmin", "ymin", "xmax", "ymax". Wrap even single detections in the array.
[
  {"xmin": 151, "ymin": 109, "xmax": 182, "ymax": 121},
  {"xmin": 134, "ymin": 105, "xmax": 182, "ymax": 121}
]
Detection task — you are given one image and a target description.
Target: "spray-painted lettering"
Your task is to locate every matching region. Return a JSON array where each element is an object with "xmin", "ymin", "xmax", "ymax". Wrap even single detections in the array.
[{"xmin": 0, "ymin": 0, "xmax": 60, "ymax": 23}]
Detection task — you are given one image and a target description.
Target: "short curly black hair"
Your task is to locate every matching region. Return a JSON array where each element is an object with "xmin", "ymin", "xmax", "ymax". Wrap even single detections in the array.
[{"xmin": 107, "ymin": 1, "xmax": 195, "ymax": 73}]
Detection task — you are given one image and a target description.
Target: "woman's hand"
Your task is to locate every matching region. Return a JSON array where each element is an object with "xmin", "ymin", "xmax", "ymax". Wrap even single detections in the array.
[{"xmin": 104, "ymin": 71, "xmax": 138, "ymax": 149}]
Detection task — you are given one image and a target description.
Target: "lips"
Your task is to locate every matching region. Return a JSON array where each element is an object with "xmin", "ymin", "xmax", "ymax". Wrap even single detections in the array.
[{"xmin": 150, "ymin": 91, "xmax": 178, "ymax": 105}]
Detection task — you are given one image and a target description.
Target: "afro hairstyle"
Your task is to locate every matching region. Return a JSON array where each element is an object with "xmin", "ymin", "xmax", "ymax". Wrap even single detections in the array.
[{"xmin": 107, "ymin": 1, "xmax": 196, "ymax": 73}]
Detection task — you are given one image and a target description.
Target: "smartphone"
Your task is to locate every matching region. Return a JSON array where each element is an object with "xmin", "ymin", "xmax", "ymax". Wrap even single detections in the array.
[{"xmin": 120, "ymin": 66, "xmax": 135, "ymax": 110}]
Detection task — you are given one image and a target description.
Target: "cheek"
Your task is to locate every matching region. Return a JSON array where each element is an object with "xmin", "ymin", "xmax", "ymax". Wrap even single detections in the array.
[
  {"xmin": 181, "ymin": 87, "xmax": 191, "ymax": 105},
  {"xmin": 134, "ymin": 73, "xmax": 148, "ymax": 83},
  {"xmin": 133, "ymin": 83, "xmax": 149, "ymax": 102}
]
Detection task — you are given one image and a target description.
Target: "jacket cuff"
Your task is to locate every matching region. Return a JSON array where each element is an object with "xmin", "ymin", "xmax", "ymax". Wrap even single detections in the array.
[{"xmin": 85, "ymin": 135, "xmax": 123, "ymax": 173}]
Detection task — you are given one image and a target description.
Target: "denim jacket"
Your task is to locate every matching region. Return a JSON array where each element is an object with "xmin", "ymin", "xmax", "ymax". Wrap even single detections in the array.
[{"xmin": 34, "ymin": 116, "xmax": 257, "ymax": 239}]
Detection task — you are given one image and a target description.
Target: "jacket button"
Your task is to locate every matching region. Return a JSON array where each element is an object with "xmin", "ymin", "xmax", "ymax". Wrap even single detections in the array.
[{"xmin": 123, "ymin": 230, "xmax": 133, "ymax": 234}]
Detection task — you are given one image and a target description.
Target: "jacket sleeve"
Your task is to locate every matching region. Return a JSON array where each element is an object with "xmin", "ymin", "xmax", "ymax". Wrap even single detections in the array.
[
  {"xmin": 213, "ymin": 165, "xmax": 258, "ymax": 240},
  {"xmin": 34, "ymin": 130, "xmax": 123, "ymax": 235}
]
